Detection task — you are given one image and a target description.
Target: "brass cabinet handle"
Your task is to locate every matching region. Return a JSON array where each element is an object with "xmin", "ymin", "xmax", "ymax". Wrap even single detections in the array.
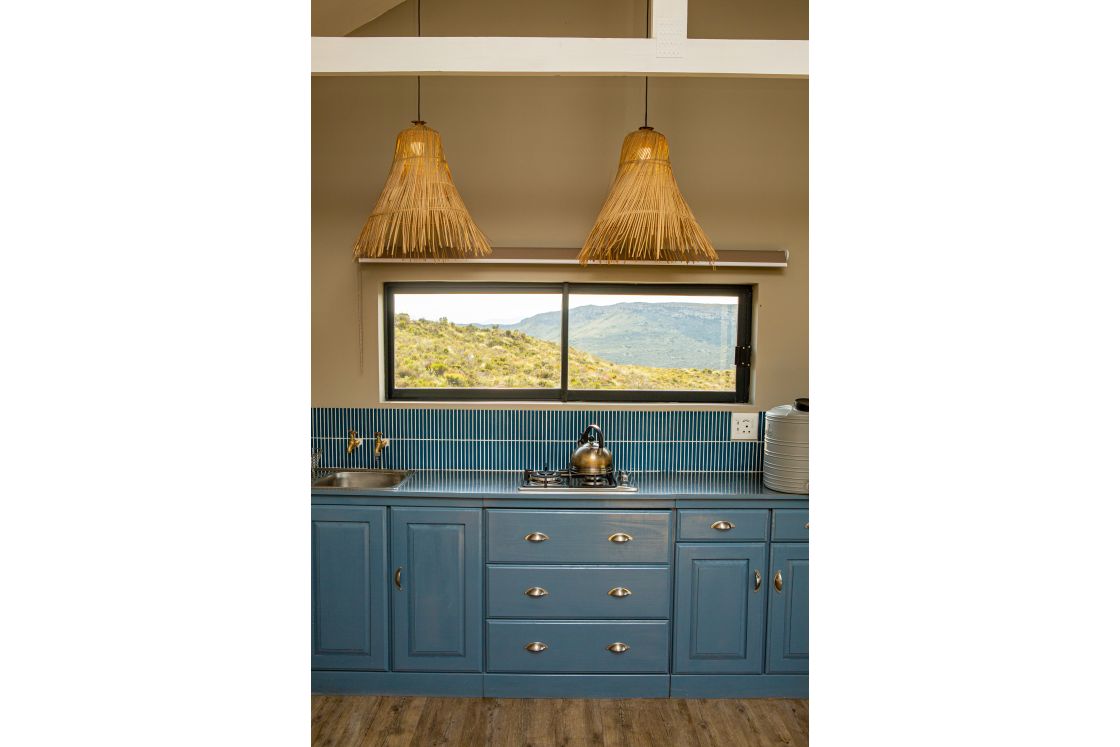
[
  {"xmin": 608, "ymin": 533, "xmax": 633, "ymax": 544},
  {"xmin": 711, "ymin": 520, "xmax": 736, "ymax": 531},
  {"xmin": 524, "ymin": 587, "xmax": 549, "ymax": 598},
  {"xmin": 774, "ymin": 570, "xmax": 783, "ymax": 592},
  {"xmin": 805, "ymin": 522, "xmax": 809, "ymax": 530},
  {"xmin": 394, "ymin": 567, "xmax": 402, "ymax": 590},
  {"xmin": 606, "ymin": 642, "xmax": 630, "ymax": 654},
  {"xmin": 754, "ymin": 569, "xmax": 762, "ymax": 592},
  {"xmin": 608, "ymin": 587, "xmax": 632, "ymax": 598},
  {"xmin": 524, "ymin": 532, "xmax": 549, "ymax": 542},
  {"xmin": 525, "ymin": 642, "xmax": 548, "ymax": 653}
]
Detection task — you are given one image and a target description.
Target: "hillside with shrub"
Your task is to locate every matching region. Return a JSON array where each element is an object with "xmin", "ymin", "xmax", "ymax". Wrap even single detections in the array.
[
  {"xmin": 393, "ymin": 314, "xmax": 733, "ymax": 390},
  {"xmin": 507, "ymin": 301, "xmax": 738, "ymax": 370}
]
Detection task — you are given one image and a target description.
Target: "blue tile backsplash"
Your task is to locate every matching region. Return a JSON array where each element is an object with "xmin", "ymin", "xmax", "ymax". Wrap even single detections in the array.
[{"xmin": 311, "ymin": 408, "xmax": 767, "ymax": 473}]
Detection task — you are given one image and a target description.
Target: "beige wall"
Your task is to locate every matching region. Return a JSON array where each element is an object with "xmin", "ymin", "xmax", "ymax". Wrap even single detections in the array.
[
  {"xmin": 348, "ymin": 0, "xmax": 808, "ymax": 40},
  {"xmin": 312, "ymin": 2, "xmax": 808, "ymax": 411}
]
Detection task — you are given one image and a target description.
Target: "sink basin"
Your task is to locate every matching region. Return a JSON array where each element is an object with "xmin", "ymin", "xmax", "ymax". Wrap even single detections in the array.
[{"xmin": 312, "ymin": 469, "xmax": 414, "ymax": 490}]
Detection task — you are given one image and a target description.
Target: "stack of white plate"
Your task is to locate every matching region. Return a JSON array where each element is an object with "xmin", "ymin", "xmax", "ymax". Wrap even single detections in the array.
[{"xmin": 763, "ymin": 399, "xmax": 809, "ymax": 494}]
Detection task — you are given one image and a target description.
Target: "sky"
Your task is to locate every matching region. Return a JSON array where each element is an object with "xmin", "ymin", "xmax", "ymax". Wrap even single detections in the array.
[{"xmin": 393, "ymin": 293, "xmax": 738, "ymax": 325}]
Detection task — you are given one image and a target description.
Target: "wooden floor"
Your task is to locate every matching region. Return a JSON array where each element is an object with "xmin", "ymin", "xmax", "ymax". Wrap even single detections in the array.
[{"xmin": 311, "ymin": 695, "xmax": 808, "ymax": 747}]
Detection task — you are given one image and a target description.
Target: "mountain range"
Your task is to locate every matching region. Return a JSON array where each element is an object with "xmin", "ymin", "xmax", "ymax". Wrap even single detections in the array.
[{"xmin": 501, "ymin": 302, "xmax": 737, "ymax": 370}]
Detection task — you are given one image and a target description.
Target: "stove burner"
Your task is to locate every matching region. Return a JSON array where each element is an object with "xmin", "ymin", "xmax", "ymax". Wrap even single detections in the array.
[
  {"xmin": 520, "ymin": 468, "xmax": 637, "ymax": 493},
  {"xmin": 526, "ymin": 470, "xmax": 565, "ymax": 486}
]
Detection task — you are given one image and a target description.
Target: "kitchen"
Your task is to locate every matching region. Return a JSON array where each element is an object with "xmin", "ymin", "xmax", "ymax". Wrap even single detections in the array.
[
  {"xmin": 311, "ymin": 0, "xmax": 808, "ymax": 742},
  {"xmin": 11, "ymin": 0, "xmax": 1116, "ymax": 745}
]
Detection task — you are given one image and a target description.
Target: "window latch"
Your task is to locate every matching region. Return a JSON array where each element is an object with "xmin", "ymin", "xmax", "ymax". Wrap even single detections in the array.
[{"xmin": 734, "ymin": 345, "xmax": 751, "ymax": 367}]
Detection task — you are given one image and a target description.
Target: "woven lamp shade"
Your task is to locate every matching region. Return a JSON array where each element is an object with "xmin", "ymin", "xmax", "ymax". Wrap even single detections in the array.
[
  {"xmin": 580, "ymin": 127, "xmax": 717, "ymax": 265},
  {"xmin": 353, "ymin": 122, "xmax": 491, "ymax": 260}
]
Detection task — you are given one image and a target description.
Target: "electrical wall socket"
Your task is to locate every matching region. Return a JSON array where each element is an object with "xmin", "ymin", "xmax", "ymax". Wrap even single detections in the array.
[{"xmin": 730, "ymin": 412, "xmax": 759, "ymax": 441}]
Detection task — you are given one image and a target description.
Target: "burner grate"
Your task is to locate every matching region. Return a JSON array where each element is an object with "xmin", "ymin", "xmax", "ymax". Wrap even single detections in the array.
[
  {"xmin": 520, "ymin": 468, "xmax": 634, "ymax": 492},
  {"xmin": 526, "ymin": 469, "xmax": 565, "ymax": 486}
]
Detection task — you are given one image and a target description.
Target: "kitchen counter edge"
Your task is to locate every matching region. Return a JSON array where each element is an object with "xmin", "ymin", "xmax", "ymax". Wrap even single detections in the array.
[{"xmin": 310, "ymin": 470, "xmax": 807, "ymax": 504}]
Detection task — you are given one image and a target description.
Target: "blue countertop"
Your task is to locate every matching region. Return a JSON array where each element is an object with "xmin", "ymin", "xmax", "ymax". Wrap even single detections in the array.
[{"xmin": 311, "ymin": 470, "xmax": 807, "ymax": 504}]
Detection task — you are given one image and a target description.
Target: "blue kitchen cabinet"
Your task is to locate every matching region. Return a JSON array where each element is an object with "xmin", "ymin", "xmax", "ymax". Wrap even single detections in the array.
[
  {"xmin": 391, "ymin": 508, "xmax": 483, "ymax": 672},
  {"xmin": 673, "ymin": 543, "xmax": 768, "ymax": 674},
  {"xmin": 766, "ymin": 543, "xmax": 809, "ymax": 673},
  {"xmin": 311, "ymin": 506, "xmax": 388, "ymax": 670},
  {"xmin": 311, "ymin": 496, "xmax": 809, "ymax": 697}
]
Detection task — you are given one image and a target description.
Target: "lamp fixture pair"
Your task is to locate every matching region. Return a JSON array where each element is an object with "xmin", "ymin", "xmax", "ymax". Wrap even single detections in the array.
[
  {"xmin": 350, "ymin": 0, "xmax": 715, "ymax": 265},
  {"xmin": 351, "ymin": 116, "xmax": 717, "ymax": 266}
]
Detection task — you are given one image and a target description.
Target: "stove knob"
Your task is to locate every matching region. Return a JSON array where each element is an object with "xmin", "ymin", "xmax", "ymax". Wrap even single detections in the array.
[{"xmin": 618, "ymin": 472, "xmax": 629, "ymax": 485}]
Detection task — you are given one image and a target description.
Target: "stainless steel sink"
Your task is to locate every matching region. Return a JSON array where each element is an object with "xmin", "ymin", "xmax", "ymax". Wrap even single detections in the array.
[{"xmin": 312, "ymin": 469, "xmax": 414, "ymax": 490}]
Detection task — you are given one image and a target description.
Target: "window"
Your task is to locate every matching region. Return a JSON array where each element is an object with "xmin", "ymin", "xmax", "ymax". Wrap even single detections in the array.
[{"xmin": 385, "ymin": 283, "xmax": 752, "ymax": 403}]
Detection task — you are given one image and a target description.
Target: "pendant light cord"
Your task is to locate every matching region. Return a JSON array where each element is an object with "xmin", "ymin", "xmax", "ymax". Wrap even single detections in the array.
[
  {"xmin": 644, "ymin": 78, "xmax": 648, "ymax": 128},
  {"xmin": 416, "ymin": 0, "xmax": 422, "ymax": 122},
  {"xmin": 644, "ymin": 0, "xmax": 650, "ymax": 128}
]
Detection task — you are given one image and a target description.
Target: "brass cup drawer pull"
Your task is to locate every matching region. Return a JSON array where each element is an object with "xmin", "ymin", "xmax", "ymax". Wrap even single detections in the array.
[
  {"xmin": 524, "ymin": 532, "xmax": 550, "ymax": 542},
  {"xmin": 394, "ymin": 567, "xmax": 402, "ymax": 590},
  {"xmin": 607, "ymin": 587, "xmax": 632, "ymax": 598},
  {"xmin": 711, "ymin": 520, "xmax": 736, "ymax": 531},
  {"xmin": 774, "ymin": 570, "xmax": 784, "ymax": 592},
  {"xmin": 525, "ymin": 642, "xmax": 548, "ymax": 653},
  {"xmin": 606, "ymin": 642, "xmax": 630, "ymax": 654},
  {"xmin": 608, "ymin": 532, "xmax": 633, "ymax": 544},
  {"xmin": 754, "ymin": 569, "xmax": 762, "ymax": 592},
  {"xmin": 524, "ymin": 587, "xmax": 549, "ymax": 598}
]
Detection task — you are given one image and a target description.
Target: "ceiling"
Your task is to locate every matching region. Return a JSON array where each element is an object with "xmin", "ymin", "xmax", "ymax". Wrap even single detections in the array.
[
  {"xmin": 312, "ymin": 0, "xmax": 406, "ymax": 36},
  {"xmin": 313, "ymin": 0, "xmax": 808, "ymax": 40}
]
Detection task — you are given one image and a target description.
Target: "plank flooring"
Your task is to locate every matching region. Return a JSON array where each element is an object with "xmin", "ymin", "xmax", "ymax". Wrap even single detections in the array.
[{"xmin": 311, "ymin": 696, "xmax": 808, "ymax": 747}]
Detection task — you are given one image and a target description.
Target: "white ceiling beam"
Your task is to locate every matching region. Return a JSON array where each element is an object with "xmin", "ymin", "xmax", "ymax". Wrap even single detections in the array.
[
  {"xmin": 651, "ymin": 0, "xmax": 688, "ymax": 58},
  {"xmin": 311, "ymin": 36, "xmax": 807, "ymax": 78}
]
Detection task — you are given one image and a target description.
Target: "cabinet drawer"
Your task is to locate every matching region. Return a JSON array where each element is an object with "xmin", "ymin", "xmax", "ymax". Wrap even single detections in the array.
[
  {"xmin": 486, "ymin": 621, "xmax": 669, "ymax": 673},
  {"xmin": 487, "ymin": 566, "xmax": 671, "ymax": 619},
  {"xmin": 486, "ymin": 510, "xmax": 671, "ymax": 564},
  {"xmin": 678, "ymin": 509, "xmax": 769, "ymax": 541},
  {"xmin": 772, "ymin": 509, "xmax": 810, "ymax": 541}
]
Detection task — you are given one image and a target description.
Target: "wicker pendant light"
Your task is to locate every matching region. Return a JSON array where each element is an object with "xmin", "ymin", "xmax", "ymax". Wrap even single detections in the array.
[
  {"xmin": 352, "ymin": 120, "xmax": 491, "ymax": 260},
  {"xmin": 580, "ymin": 1, "xmax": 715, "ymax": 266},
  {"xmin": 352, "ymin": 0, "xmax": 491, "ymax": 261},
  {"xmin": 579, "ymin": 125, "xmax": 717, "ymax": 265}
]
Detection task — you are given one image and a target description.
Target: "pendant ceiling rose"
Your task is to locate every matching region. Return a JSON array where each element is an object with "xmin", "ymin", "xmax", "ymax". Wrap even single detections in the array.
[
  {"xmin": 353, "ymin": 121, "xmax": 492, "ymax": 261},
  {"xmin": 579, "ymin": 126, "xmax": 717, "ymax": 265}
]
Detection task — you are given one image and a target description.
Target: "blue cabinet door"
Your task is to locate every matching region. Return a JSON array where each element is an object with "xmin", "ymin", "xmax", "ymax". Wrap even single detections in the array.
[
  {"xmin": 767, "ymin": 543, "xmax": 809, "ymax": 673},
  {"xmin": 311, "ymin": 506, "xmax": 388, "ymax": 670},
  {"xmin": 673, "ymin": 543, "xmax": 768, "ymax": 674},
  {"xmin": 391, "ymin": 508, "xmax": 482, "ymax": 672}
]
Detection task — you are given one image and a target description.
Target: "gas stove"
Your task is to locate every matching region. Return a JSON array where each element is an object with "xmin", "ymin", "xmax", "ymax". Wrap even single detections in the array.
[{"xmin": 518, "ymin": 469, "xmax": 638, "ymax": 493}]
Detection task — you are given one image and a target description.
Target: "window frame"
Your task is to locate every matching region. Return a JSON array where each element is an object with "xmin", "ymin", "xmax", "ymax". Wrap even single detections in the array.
[{"xmin": 384, "ymin": 281, "xmax": 752, "ymax": 404}]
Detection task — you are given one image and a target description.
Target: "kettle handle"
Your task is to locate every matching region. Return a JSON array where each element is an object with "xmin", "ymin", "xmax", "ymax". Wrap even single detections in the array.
[{"xmin": 580, "ymin": 424, "xmax": 605, "ymax": 448}]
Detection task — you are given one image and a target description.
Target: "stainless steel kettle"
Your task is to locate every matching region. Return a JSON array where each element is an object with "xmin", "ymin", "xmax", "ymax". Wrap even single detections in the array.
[{"xmin": 569, "ymin": 424, "xmax": 613, "ymax": 475}]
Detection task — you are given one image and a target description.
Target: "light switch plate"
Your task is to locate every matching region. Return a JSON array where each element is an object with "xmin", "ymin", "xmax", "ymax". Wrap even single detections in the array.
[{"xmin": 730, "ymin": 412, "xmax": 759, "ymax": 441}]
